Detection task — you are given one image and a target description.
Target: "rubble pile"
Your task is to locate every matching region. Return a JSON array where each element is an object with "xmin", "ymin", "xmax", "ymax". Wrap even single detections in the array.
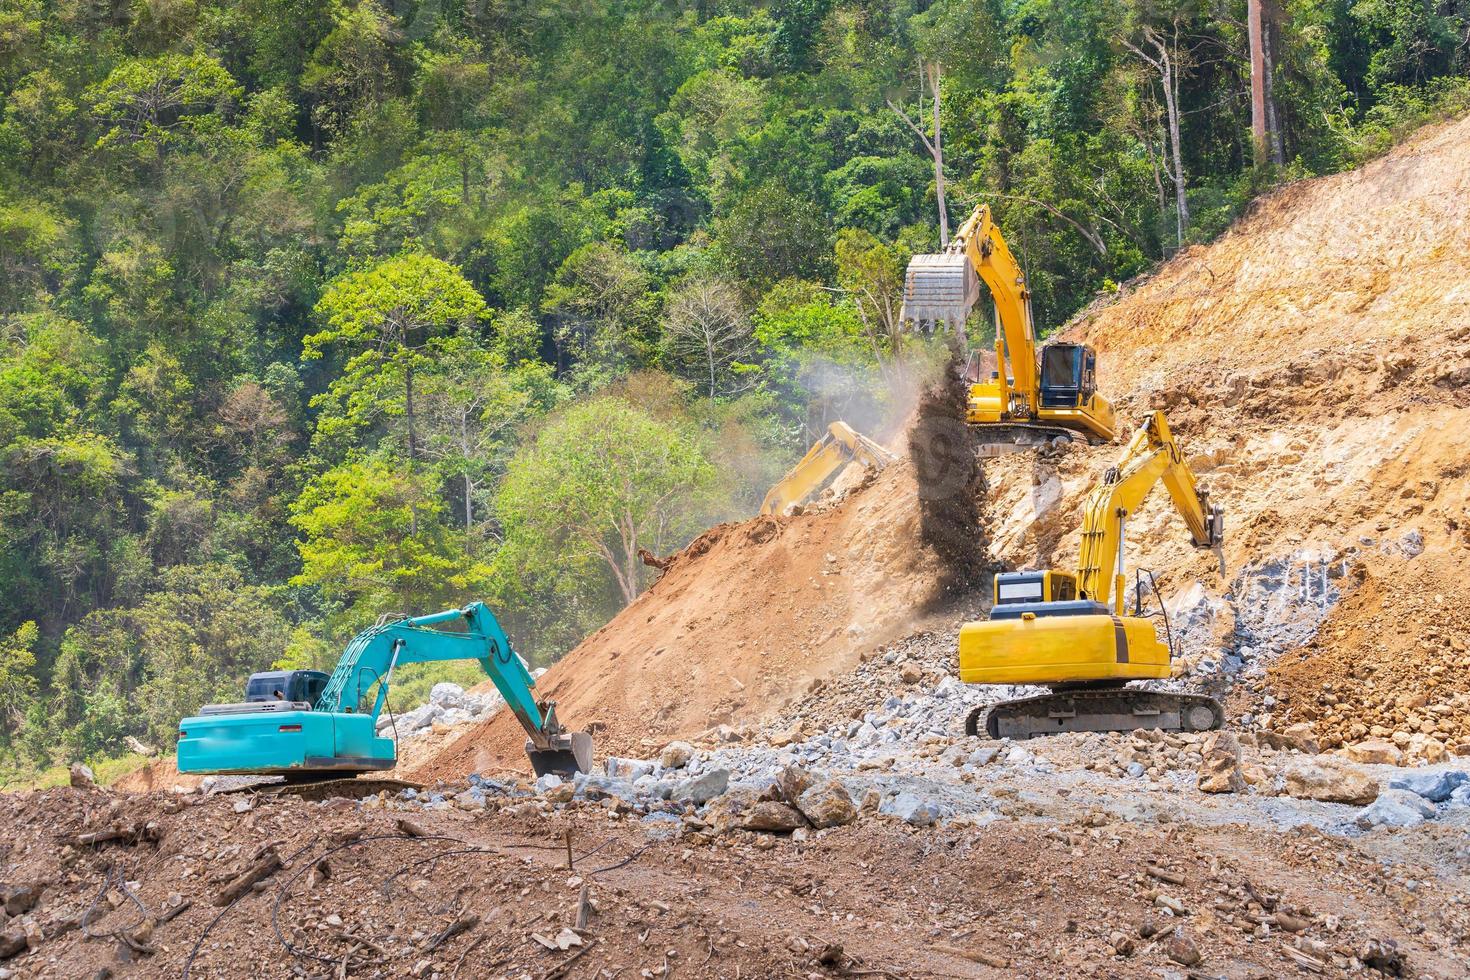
[
  {"xmin": 1268, "ymin": 563, "xmax": 1470, "ymax": 759},
  {"xmin": 375, "ymin": 677, "xmax": 543, "ymax": 741}
]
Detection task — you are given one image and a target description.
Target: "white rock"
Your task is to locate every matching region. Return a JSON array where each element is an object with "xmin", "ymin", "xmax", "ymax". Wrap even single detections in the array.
[{"xmin": 1354, "ymin": 789, "xmax": 1436, "ymax": 830}]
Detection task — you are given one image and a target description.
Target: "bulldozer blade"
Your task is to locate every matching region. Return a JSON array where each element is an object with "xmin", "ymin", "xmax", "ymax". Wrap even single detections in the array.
[
  {"xmin": 900, "ymin": 253, "xmax": 979, "ymax": 330},
  {"xmin": 525, "ymin": 731, "xmax": 594, "ymax": 777}
]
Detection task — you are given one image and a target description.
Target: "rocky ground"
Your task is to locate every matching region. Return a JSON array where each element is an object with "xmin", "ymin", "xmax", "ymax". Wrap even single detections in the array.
[{"xmin": 4, "ymin": 628, "xmax": 1470, "ymax": 979}]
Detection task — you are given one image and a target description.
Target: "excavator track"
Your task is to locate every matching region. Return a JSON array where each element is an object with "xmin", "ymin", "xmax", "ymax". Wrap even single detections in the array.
[
  {"xmin": 972, "ymin": 423, "xmax": 1089, "ymax": 457},
  {"xmin": 218, "ymin": 777, "xmax": 422, "ymax": 802},
  {"xmin": 965, "ymin": 688, "xmax": 1224, "ymax": 740}
]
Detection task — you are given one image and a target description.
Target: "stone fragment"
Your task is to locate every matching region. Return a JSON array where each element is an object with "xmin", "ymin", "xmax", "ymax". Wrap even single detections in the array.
[
  {"xmin": 1405, "ymin": 734, "xmax": 1448, "ymax": 765},
  {"xmin": 0, "ymin": 883, "xmax": 42, "ymax": 917},
  {"xmin": 796, "ymin": 780, "xmax": 857, "ymax": 829},
  {"xmin": 900, "ymin": 664, "xmax": 923, "ymax": 684},
  {"xmin": 672, "ymin": 768, "xmax": 728, "ymax": 804},
  {"xmin": 1344, "ymin": 739, "xmax": 1403, "ymax": 766},
  {"xmin": 605, "ymin": 756, "xmax": 654, "ymax": 780},
  {"xmin": 659, "ymin": 741, "xmax": 694, "ymax": 769},
  {"xmin": 879, "ymin": 792, "xmax": 941, "ymax": 827},
  {"xmin": 1165, "ymin": 933, "xmax": 1202, "ymax": 967},
  {"xmin": 1354, "ymin": 789, "xmax": 1436, "ymax": 830},
  {"xmin": 1197, "ymin": 731, "xmax": 1245, "ymax": 794},
  {"xmin": 739, "ymin": 801, "xmax": 805, "ymax": 833},
  {"xmin": 1281, "ymin": 758, "xmax": 1378, "ymax": 805},
  {"xmin": 775, "ymin": 765, "xmax": 815, "ymax": 803},
  {"xmin": 68, "ymin": 764, "xmax": 95, "ymax": 789},
  {"xmin": 1388, "ymin": 768, "xmax": 1469, "ymax": 803}
]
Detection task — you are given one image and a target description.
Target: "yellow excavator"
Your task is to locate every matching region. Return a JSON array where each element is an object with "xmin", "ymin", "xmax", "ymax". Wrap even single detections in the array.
[
  {"xmin": 901, "ymin": 204, "xmax": 1116, "ymax": 449},
  {"xmin": 958, "ymin": 411, "xmax": 1225, "ymax": 738},
  {"xmin": 761, "ymin": 421, "xmax": 895, "ymax": 516}
]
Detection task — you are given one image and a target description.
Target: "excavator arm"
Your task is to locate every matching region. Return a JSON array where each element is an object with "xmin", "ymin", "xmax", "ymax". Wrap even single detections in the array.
[
  {"xmin": 760, "ymin": 421, "xmax": 895, "ymax": 516},
  {"xmin": 319, "ymin": 601, "xmax": 591, "ymax": 773},
  {"xmin": 901, "ymin": 204, "xmax": 1039, "ymax": 416},
  {"xmin": 1074, "ymin": 411, "xmax": 1224, "ymax": 612}
]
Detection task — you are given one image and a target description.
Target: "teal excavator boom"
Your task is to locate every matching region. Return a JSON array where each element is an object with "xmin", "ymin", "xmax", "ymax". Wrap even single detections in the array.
[{"xmin": 177, "ymin": 602, "xmax": 593, "ymax": 779}]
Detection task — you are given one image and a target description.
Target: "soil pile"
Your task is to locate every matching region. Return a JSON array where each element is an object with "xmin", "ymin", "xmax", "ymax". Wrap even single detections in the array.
[{"xmin": 414, "ymin": 413, "xmax": 977, "ymax": 779}]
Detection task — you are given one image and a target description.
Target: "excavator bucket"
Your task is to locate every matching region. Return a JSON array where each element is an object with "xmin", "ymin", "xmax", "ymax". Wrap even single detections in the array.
[
  {"xmin": 525, "ymin": 731, "xmax": 595, "ymax": 778},
  {"xmin": 900, "ymin": 253, "xmax": 980, "ymax": 331}
]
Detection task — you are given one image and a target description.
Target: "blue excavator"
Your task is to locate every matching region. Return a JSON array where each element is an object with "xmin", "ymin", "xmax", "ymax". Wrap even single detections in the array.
[{"xmin": 177, "ymin": 602, "xmax": 593, "ymax": 780}]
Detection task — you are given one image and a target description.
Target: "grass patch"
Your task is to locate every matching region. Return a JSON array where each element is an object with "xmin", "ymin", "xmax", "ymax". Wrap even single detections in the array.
[{"xmin": 0, "ymin": 752, "xmax": 154, "ymax": 793}]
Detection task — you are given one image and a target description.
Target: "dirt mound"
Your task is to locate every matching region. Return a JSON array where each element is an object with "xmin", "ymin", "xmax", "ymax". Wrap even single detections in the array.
[
  {"xmin": 1267, "ymin": 559, "xmax": 1470, "ymax": 751},
  {"xmin": 413, "ymin": 447, "xmax": 970, "ymax": 780}
]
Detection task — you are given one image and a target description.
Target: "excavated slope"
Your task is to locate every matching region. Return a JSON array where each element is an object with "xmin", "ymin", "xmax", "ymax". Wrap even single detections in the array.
[
  {"xmin": 979, "ymin": 113, "xmax": 1470, "ymax": 753},
  {"xmin": 422, "ymin": 114, "xmax": 1470, "ymax": 779},
  {"xmin": 412, "ymin": 448, "xmax": 968, "ymax": 780}
]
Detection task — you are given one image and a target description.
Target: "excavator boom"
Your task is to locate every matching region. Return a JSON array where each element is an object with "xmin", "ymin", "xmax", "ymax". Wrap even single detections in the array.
[
  {"xmin": 1075, "ymin": 411, "xmax": 1223, "ymax": 612},
  {"xmin": 901, "ymin": 204, "xmax": 1116, "ymax": 447}
]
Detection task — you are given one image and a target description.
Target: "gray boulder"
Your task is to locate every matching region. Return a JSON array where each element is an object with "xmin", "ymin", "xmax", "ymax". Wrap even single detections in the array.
[
  {"xmin": 673, "ymin": 768, "xmax": 729, "ymax": 804},
  {"xmin": 429, "ymin": 682, "xmax": 466, "ymax": 710},
  {"xmin": 1387, "ymin": 769, "xmax": 1470, "ymax": 803},
  {"xmin": 1354, "ymin": 789, "xmax": 1437, "ymax": 830},
  {"xmin": 880, "ymin": 791, "xmax": 941, "ymax": 827}
]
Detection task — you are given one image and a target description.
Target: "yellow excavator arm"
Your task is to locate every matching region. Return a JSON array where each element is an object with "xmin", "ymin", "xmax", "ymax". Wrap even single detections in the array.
[
  {"xmin": 1074, "ymin": 411, "xmax": 1223, "ymax": 613},
  {"xmin": 760, "ymin": 421, "xmax": 895, "ymax": 516},
  {"xmin": 902, "ymin": 205, "xmax": 1037, "ymax": 414}
]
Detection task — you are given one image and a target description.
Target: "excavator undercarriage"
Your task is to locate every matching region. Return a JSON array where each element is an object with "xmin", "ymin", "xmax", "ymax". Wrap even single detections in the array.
[{"xmin": 967, "ymin": 687, "xmax": 1225, "ymax": 740}]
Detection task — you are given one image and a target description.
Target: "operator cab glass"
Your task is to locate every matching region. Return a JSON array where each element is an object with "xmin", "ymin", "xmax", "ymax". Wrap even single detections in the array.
[
  {"xmin": 1038, "ymin": 343, "xmax": 1097, "ymax": 408},
  {"xmin": 245, "ymin": 670, "xmax": 329, "ymax": 705}
]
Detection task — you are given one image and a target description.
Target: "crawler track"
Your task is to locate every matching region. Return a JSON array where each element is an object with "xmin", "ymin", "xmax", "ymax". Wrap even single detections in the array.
[{"xmin": 967, "ymin": 688, "xmax": 1225, "ymax": 739}]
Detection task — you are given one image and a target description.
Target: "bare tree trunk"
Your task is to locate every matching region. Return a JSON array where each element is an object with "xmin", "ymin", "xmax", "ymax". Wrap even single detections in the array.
[
  {"xmin": 928, "ymin": 63, "xmax": 950, "ymax": 247},
  {"xmin": 1159, "ymin": 37, "xmax": 1189, "ymax": 241},
  {"xmin": 887, "ymin": 60, "xmax": 950, "ymax": 248},
  {"xmin": 1263, "ymin": 1, "xmax": 1285, "ymax": 165},
  {"xmin": 405, "ymin": 360, "xmax": 418, "ymax": 536},
  {"xmin": 1124, "ymin": 31, "xmax": 1190, "ymax": 246},
  {"xmin": 707, "ymin": 336, "xmax": 717, "ymax": 400},
  {"xmin": 1248, "ymin": 0, "xmax": 1268, "ymax": 165}
]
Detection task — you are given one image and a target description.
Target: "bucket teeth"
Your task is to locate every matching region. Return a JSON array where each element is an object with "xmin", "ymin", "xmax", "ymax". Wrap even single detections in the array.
[{"xmin": 901, "ymin": 253, "xmax": 980, "ymax": 329}]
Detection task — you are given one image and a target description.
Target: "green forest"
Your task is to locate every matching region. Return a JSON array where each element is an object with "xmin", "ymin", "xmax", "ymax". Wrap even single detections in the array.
[{"xmin": 0, "ymin": 0, "xmax": 1465, "ymax": 776}]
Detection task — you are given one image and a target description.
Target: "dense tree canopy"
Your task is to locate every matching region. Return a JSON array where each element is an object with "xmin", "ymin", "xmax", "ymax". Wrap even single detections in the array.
[{"xmin": 0, "ymin": 0, "xmax": 1464, "ymax": 772}]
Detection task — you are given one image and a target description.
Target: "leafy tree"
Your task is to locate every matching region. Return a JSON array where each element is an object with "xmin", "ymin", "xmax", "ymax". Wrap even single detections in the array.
[
  {"xmin": 542, "ymin": 242, "xmax": 657, "ymax": 380},
  {"xmin": 497, "ymin": 396, "xmax": 715, "ymax": 606},
  {"xmin": 307, "ymin": 253, "xmax": 488, "ymax": 500},
  {"xmin": 0, "ymin": 621, "xmax": 37, "ymax": 750},
  {"xmin": 48, "ymin": 564, "xmax": 290, "ymax": 752},
  {"xmin": 292, "ymin": 459, "xmax": 480, "ymax": 626},
  {"xmin": 87, "ymin": 54, "xmax": 242, "ymax": 160},
  {"xmin": 714, "ymin": 182, "xmax": 832, "ymax": 288}
]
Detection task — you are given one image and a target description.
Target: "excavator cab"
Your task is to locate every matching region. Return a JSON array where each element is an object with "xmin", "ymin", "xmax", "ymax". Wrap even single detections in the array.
[{"xmin": 1038, "ymin": 343, "xmax": 1097, "ymax": 409}]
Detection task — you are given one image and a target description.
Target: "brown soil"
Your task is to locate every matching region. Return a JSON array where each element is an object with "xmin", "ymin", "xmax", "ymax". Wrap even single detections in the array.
[
  {"xmin": 413, "ymin": 452, "xmax": 960, "ymax": 781},
  {"xmin": 1267, "ymin": 560, "xmax": 1470, "ymax": 749},
  {"xmin": 2, "ymin": 786, "xmax": 1462, "ymax": 979}
]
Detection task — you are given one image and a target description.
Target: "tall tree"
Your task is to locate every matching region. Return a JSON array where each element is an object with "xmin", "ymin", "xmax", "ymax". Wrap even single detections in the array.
[
  {"xmin": 497, "ymin": 397, "xmax": 714, "ymax": 606},
  {"xmin": 306, "ymin": 253, "xmax": 488, "ymax": 531}
]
